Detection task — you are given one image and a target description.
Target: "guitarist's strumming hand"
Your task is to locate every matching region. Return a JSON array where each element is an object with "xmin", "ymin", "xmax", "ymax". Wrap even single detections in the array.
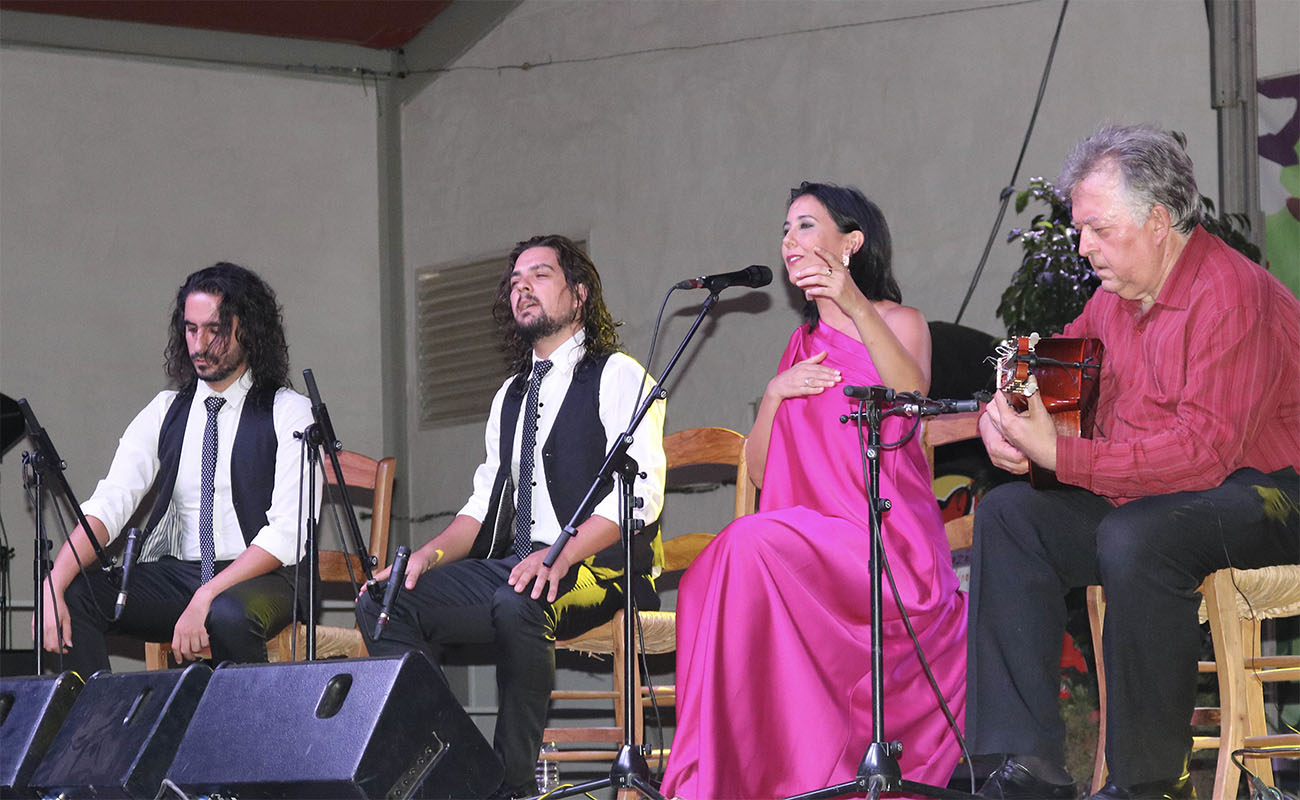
[{"xmin": 982, "ymin": 390, "xmax": 1058, "ymax": 473}]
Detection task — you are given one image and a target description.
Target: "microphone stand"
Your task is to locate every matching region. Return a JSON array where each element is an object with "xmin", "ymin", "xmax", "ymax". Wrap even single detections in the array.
[
  {"xmin": 528, "ymin": 291, "xmax": 722, "ymax": 800},
  {"xmin": 781, "ymin": 386, "xmax": 975, "ymax": 800},
  {"xmin": 18, "ymin": 399, "xmax": 113, "ymax": 675},
  {"xmin": 293, "ymin": 369, "xmax": 376, "ymax": 660}
]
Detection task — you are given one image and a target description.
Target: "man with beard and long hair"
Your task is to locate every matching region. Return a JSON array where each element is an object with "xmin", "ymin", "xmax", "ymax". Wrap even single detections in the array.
[
  {"xmin": 357, "ymin": 234, "xmax": 666, "ymax": 799},
  {"xmin": 35, "ymin": 262, "xmax": 319, "ymax": 675}
]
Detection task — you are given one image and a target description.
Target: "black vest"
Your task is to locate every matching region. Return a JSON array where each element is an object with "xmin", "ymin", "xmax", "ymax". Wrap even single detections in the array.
[
  {"xmin": 469, "ymin": 353, "xmax": 661, "ymax": 574},
  {"xmin": 144, "ymin": 383, "xmax": 278, "ymax": 547}
]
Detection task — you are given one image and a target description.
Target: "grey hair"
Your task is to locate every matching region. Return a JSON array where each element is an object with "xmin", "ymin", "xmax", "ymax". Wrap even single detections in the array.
[{"xmin": 1057, "ymin": 123, "xmax": 1200, "ymax": 234}]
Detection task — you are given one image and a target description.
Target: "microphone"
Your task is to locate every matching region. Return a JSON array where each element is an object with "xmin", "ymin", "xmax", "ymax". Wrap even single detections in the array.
[
  {"xmin": 843, "ymin": 385, "xmax": 896, "ymax": 403},
  {"xmin": 301, "ymin": 368, "xmax": 340, "ymax": 452},
  {"xmin": 897, "ymin": 397, "xmax": 982, "ymax": 417},
  {"xmin": 674, "ymin": 265, "xmax": 773, "ymax": 293},
  {"xmin": 844, "ymin": 385, "xmax": 982, "ymax": 416},
  {"xmin": 372, "ymin": 545, "xmax": 411, "ymax": 641},
  {"xmin": 113, "ymin": 527, "xmax": 142, "ymax": 622}
]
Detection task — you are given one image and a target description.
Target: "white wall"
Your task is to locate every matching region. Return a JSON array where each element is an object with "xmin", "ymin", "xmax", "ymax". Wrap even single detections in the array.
[
  {"xmin": 1258, "ymin": 0, "xmax": 1300, "ymax": 80},
  {"xmin": 397, "ymin": 0, "xmax": 1257, "ymax": 743},
  {"xmin": 0, "ymin": 46, "xmax": 383, "ymax": 659},
  {"xmin": 401, "ymin": 0, "xmax": 1228, "ymax": 544},
  {"xmin": 0, "ymin": 0, "xmax": 1294, "ymax": 748}
]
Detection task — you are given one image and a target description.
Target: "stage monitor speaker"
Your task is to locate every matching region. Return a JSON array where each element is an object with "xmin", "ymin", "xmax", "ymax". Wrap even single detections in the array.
[
  {"xmin": 28, "ymin": 663, "xmax": 212, "ymax": 799},
  {"xmin": 0, "ymin": 671, "xmax": 84, "ymax": 799},
  {"xmin": 166, "ymin": 653, "xmax": 503, "ymax": 799}
]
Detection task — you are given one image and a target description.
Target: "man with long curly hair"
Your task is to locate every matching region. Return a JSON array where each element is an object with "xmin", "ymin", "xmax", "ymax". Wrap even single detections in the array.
[
  {"xmin": 357, "ymin": 234, "xmax": 666, "ymax": 798},
  {"xmin": 35, "ymin": 262, "xmax": 319, "ymax": 674}
]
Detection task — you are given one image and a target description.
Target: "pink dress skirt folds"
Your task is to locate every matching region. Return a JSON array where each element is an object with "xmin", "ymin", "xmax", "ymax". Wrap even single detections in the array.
[{"xmin": 661, "ymin": 323, "xmax": 968, "ymax": 799}]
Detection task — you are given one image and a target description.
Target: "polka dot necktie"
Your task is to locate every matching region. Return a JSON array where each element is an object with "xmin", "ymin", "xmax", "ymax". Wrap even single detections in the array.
[
  {"xmin": 199, "ymin": 395, "xmax": 225, "ymax": 585},
  {"xmin": 513, "ymin": 360, "xmax": 552, "ymax": 562}
]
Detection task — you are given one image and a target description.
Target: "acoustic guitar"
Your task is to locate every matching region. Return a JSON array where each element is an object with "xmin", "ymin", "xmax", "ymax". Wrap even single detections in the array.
[{"xmin": 994, "ymin": 333, "xmax": 1104, "ymax": 489}]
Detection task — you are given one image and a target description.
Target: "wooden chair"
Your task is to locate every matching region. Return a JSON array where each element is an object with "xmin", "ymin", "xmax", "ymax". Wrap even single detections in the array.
[
  {"xmin": 540, "ymin": 426, "xmax": 756, "ymax": 768},
  {"xmin": 143, "ymin": 449, "xmax": 396, "ymax": 669},
  {"xmin": 1087, "ymin": 565, "xmax": 1300, "ymax": 798},
  {"xmin": 920, "ymin": 410, "xmax": 983, "ymax": 552}
]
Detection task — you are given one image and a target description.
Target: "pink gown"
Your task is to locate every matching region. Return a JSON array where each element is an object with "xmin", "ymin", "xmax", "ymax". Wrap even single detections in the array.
[{"xmin": 660, "ymin": 322, "xmax": 968, "ymax": 799}]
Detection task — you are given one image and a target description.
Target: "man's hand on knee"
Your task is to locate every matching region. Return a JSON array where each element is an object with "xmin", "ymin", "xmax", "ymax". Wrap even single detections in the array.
[
  {"xmin": 508, "ymin": 550, "xmax": 573, "ymax": 603},
  {"xmin": 171, "ymin": 590, "xmax": 213, "ymax": 663}
]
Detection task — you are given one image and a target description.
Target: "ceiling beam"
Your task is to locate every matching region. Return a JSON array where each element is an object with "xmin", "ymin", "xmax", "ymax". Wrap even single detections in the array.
[
  {"xmin": 0, "ymin": 8, "xmax": 394, "ymax": 80},
  {"xmin": 390, "ymin": 0, "xmax": 523, "ymax": 104}
]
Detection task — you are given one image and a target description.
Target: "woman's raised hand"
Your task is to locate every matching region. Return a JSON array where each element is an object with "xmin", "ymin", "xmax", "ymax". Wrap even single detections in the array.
[
  {"xmin": 768, "ymin": 350, "xmax": 842, "ymax": 402},
  {"xmin": 790, "ymin": 246, "xmax": 868, "ymax": 317}
]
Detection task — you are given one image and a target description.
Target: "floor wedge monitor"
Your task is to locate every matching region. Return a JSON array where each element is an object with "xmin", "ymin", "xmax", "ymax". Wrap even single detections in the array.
[
  {"xmin": 166, "ymin": 653, "xmax": 503, "ymax": 799},
  {"xmin": 0, "ymin": 671, "xmax": 84, "ymax": 798},
  {"xmin": 28, "ymin": 663, "xmax": 211, "ymax": 799}
]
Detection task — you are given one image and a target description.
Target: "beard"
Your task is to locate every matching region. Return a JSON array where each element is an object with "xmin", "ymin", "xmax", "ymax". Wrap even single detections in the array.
[
  {"xmin": 191, "ymin": 347, "xmax": 245, "ymax": 386},
  {"xmin": 517, "ymin": 305, "xmax": 578, "ymax": 345}
]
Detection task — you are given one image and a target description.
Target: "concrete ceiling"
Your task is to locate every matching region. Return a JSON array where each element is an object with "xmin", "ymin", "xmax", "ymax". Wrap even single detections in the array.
[{"xmin": 0, "ymin": 1, "xmax": 454, "ymax": 51}]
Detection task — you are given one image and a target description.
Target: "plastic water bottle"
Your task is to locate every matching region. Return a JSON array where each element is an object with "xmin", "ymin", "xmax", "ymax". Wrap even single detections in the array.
[{"xmin": 535, "ymin": 741, "xmax": 560, "ymax": 794}]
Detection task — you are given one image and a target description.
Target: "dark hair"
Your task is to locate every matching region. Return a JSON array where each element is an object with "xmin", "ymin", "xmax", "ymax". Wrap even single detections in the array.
[
  {"xmin": 164, "ymin": 262, "xmax": 291, "ymax": 397},
  {"xmin": 788, "ymin": 182, "xmax": 900, "ymax": 328},
  {"xmin": 492, "ymin": 234, "xmax": 622, "ymax": 374},
  {"xmin": 1057, "ymin": 123, "xmax": 1201, "ymax": 234}
]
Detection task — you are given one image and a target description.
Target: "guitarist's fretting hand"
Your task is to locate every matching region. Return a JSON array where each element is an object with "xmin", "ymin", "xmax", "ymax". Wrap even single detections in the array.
[{"xmin": 982, "ymin": 389, "xmax": 1059, "ymax": 473}]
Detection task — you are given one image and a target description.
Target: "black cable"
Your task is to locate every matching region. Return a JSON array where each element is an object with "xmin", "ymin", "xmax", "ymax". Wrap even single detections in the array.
[
  {"xmin": 954, "ymin": 0, "xmax": 1070, "ymax": 325},
  {"xmin": 0, "ymin": 468, "xmax": 12, "ymax": 650},
  {"xmin": 291, "ymin": 432, "xmax": 308, "ymax": 661},
  {"xmin": 1231, "ymin": 747, "xmax": 1297, "ymax": 800},
  {"xmin": 627, "ymin": 287, "xmax": 676, "ymax": 430},
  {"xmin": 322, "ymin": 457, "xmax": 364, "ymax": 594},
  {"xmin": 634, "ymin": 603, "xmax": 668, "ymax": 782},
  {"xmin": 630, "ymin": 288, "xmax": 680, "ymax": 776},
  {"xmin": 854, "ymin": 404, "xmax": 976, "ymax": 794}
]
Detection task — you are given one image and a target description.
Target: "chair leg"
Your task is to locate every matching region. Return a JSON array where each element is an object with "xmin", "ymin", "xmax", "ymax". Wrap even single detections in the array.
[
  {"xmin": 631, "ymin": 626, "xmax": 644, "ymax": 747},
  {"xmin": 612, "ymin": 611, "xmax": 627, "ymax": 733},
  {"xmin": 1204, "ymin": 570, "xmax": 1246, "ymax": 800},
  {"xmin": 609, "ymin": 610, "xmax": 644, "ymax": 747},
  {"xmin": 268, "ymin": 622, "xmax": 296, "ymax": 663},
  {"xmin": 1086, "ymin": 585, "xmax": 1108, "ymax": 792},
  {"xmin": 144, "ymin": 642, "xmax": 170, "ymax": 671},
  {"xmin": 1241, "ymin": 617, "xmax": 1275, "ymax": 787}
]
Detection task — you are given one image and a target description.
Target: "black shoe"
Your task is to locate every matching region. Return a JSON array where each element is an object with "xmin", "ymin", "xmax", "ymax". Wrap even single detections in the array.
[
  {"xmin": 1086, "ymin": 775, "xmax": 1194, "ymax": 800},
  {"xmin": 978, "ymin": 759, "xmax": 1076, "ymax": 799}
]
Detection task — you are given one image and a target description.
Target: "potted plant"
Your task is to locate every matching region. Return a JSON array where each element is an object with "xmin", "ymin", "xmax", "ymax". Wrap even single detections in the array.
[{"xmin": 997, "ymin": 177, "xmax": 1099, "ymax": 336}]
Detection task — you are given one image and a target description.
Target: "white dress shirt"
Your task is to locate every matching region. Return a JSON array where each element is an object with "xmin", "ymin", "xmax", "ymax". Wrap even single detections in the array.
[
  {"xmin": 81, "ymin": 370, "xmax": 320, "ymax": 566},
  {"xmin": 460, "ymin": 331, "xmax": 666, "ymax": 545}
]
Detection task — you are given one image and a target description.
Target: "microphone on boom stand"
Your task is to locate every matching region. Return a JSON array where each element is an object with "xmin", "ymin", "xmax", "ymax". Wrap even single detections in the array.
[
  {"xmin": 673, "ymin": 265, "xmax": 773, "ymax": 293},
  {"xmin": 842, "ymin": 385, "xmax": 983, "ymax": 418}
]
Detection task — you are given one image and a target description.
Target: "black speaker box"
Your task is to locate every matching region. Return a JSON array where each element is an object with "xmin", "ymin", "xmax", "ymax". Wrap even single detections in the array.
[
  {"xmin": 166, "ymin": 653, "xmax": 503, "ymax": 799},
  {"xmin": 0, "ymin": 671, "xmax": 84, "ymax": 799},
  {"xmin": 28, "ymin": 663, "xmax": 212, "ymax": 799}
]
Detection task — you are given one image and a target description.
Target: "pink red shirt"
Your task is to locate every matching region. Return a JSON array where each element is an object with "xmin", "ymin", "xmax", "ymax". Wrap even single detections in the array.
[{"xmin": 1057, "ymin": 226, "xmax": 1300, "ymax": 503}]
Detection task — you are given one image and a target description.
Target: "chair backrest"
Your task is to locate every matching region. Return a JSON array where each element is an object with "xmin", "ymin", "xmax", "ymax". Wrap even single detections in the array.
[
  {"xmin": 318, "ymin": 450, "xmax": 397, "ymax": 583},
  {"xmin": 660, "ymin": 427, "xmax": 755, "ymax": 572},
  {"xmin": 920, "ymin": 411, "xmax": 982, "ymax": 551}
]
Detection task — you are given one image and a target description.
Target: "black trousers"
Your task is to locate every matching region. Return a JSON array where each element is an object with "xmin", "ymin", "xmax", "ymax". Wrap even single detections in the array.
[
  {"xmin": 355, "ymin": 552, "xmax": 655, "ymax": 793},
  {"xmin": 967, "ymin": 467, "xmax": 1299, "ymax": 785},
  {"xmin": 61, "ymin": 557, "xmax": 298, "ymax": 676}
]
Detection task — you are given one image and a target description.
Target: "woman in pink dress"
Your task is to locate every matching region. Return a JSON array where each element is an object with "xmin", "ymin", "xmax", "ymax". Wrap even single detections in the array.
[{"xmin": 661, "ymin": 182, "xmax": 968, "ymax": 799}]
